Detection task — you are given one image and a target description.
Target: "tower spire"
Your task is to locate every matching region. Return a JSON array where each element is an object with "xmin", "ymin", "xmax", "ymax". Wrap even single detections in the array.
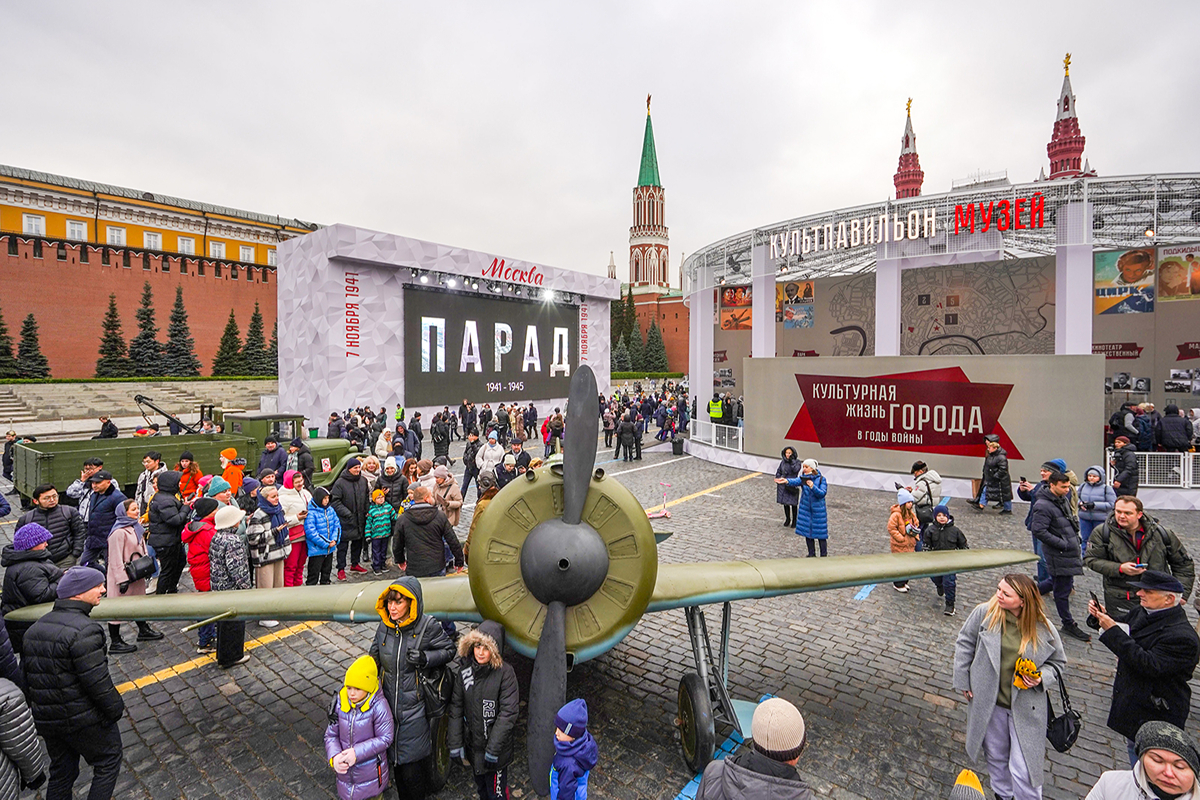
[
  {"xmin": 1044, "ymin": 52, "xmax": 1094, "ymax": 180},
  {"xmin": 893, "ymin": 98, "xmax": 924, "ymax": 199},
  {"xmin": 630, "ymin": 98, "xmax": 668, "ymax": 288}
]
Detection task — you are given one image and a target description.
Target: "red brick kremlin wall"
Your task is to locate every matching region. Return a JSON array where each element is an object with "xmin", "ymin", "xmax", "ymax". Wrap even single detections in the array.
[{"xmin": 0, "ymin": 235, "xmax": 276, "ymax": 378}]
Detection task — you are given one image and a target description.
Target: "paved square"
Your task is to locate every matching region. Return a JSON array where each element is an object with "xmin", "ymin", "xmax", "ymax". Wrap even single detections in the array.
[{"xmin": 3, "ymin": 437, "xmax": 1197, "ymax": 799}]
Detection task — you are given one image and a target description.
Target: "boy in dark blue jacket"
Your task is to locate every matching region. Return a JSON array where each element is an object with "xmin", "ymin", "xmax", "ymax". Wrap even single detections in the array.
[
  {"xmin": 550, "ymin": 698, "xmax": 598, "ymax": 800},
  {"xmin": 922, "ymin": 504, "xmax": 968, "ymax": 617}
]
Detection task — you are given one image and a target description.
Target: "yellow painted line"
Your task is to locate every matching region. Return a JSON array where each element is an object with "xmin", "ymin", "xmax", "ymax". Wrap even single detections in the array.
[
  {"xmin": 657, "ymin": 471, "xmax": 759, "ymax": 510},
  {"xmin": 115, "ymin": 620, "xmax": 326, "ymax": 694}
]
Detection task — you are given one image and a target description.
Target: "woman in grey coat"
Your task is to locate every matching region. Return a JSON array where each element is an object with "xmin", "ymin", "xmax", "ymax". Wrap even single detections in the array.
[
  {"xmin": 953, "ymin": 573, "xmax": 1067, "ymax": 800},
  {"xmin": 0, "ymin": 676, "xmax": 47, "ymax": 796}
]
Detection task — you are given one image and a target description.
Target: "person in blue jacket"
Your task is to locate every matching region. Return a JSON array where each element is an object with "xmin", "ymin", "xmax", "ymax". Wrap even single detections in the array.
[
  {"xmin": 1077, "ymin": 465, "xmax": 1117, "ymax": 554},
  {"xmin": 304, "ymin": 487, "xmax": 341, "ymax": 586},
  {"xmin": 776, "ymin": 458, "xmax": 828, "ymax": 557},
  {"xmin": 551, "ymin": 698, "xmax": 598, "ymax": 800}
]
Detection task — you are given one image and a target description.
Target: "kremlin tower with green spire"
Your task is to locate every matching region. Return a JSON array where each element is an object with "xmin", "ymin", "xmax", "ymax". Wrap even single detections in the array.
[{"xmin": 629, "ymin": 94, "xmax": 669, "ymax": 289}]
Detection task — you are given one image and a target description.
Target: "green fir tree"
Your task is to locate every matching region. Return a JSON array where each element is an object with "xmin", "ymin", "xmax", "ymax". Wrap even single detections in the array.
[
  {"xmin": 266, "ymin": 320, "xmax": 278, "ymax": 376},
  {"xmin": 611, "ymin": 335, "xmax": 631, "ymax": 372},
  {"xmin": 242, "ymin": 302, "xmax": 271, "ymax": 375},
  {"xmin": 644, "ymin": 320, "xmax": 669, "ymax": 372},
  {"xmin": 17, "ymin": 314, "xmax": 50, "ymax": 379},
  {"xmin": 128, "ymin": 281, "xmax": 164, "ymax": 377},
  {"xmin": 624, "ymin": 288, "xmax": 637, "ymax": 344},
  {"xmin": 211, "ymin": 309, "xmax": 246, "ymax": 377},
  {"xmin": 610, "ymin": 293, "xmax": 626, "ymax": 350},
  {"xmin": 626, "ymin": 316, "xmax": 645, "ymax": 372},
  {"xmin": 163, "ymin": 286, "xmax": 201, "ymax": 377},
  {"xmin": 0, "ymin": 308, "xmax": 20, "ymax": 379},
  {"xmin": 95, "ymin": 294, "xmax": 133, "ymax": 378}
]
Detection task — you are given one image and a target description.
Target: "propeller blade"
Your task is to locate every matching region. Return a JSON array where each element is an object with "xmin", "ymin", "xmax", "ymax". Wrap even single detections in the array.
[
  {"xmin": 561, "ymin": 364, "xmax": 599, "ymax": 525},
  {"xmin": 527, "ymin": 600, "xmax": 567, "ymax": 797}
]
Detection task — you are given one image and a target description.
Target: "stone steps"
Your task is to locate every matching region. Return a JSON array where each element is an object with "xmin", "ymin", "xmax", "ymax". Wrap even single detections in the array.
[{"xmin": 5, "ymin": 380, "xmax": 278, "ymax": 421}]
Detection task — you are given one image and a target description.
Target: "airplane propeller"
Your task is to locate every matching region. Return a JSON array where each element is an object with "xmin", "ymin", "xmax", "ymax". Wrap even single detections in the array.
[{"xmin": 519, "ymin": 364, "xmax": 606, "ymax": 796}]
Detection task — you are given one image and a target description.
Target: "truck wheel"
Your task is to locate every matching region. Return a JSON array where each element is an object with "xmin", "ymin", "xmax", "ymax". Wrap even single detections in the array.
[{"xmin": 428, "ymin": 714, "xmax": 451, "ymax": 792}]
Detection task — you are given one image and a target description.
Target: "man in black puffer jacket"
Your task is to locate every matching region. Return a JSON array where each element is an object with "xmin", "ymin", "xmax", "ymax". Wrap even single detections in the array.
[
  {"xmin": 1032, "ymin": 472, "xmax": 1089, "ymax": 642},
  {"xmin": 1157, "ymin": 404, "xmax": 1195, "ymax": 453},
  {"xmin": 393, "ymin": 486, "xmax": 464, "ymax": 578},
  {"xmin": 17, "ymin": 484, "xmax": 86, "ymax": 568},
  {"xmin": 22, "ymin": 566, "xmax": 124, "ymax": 800},
  {"xmin": 148, "ymin": 471, "xmax": 190, "ymax": 595},
  {"xmin": 331, "ymin": 458, "xmax": 371, "ymax": 580}
]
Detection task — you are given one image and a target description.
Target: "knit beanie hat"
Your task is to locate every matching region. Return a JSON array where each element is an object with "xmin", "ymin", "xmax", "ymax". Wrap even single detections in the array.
[
  {"xmin": 1115, "ymin": 435, "xmax": 1131, "ymax": 445},
  {"xmin": 932, "ymin": 504, "xmax": 951, "ymax": 520},
  {"xmin": 344, "ymin": 654, "xmax": 378, "ymax": 693},
  {"xmin": 1135, "ymin": 721, "xmax": 1200, "ymax": 775},
  {"xmin": 206, "ymin": 476, "xmax": 232, "ymax": 497},
  {"xmin": 503, "ymin": 454, "xmax": 516, "ymax": 466},
  {"xmin": 948, "ymin": 769, "xmax": 985, "ymax": 800},
  {"xmin": 213, "ymin": 505, "xmax": 246, "ymax": 531},
  {"xmin": 56, "ymin": 566, "xmax": 106, "ymax": 599},
  {"xmin": 384, "ymin": 456, "xmax": 398, "ymax": 471},
  {"xmin": 192, "ymin": 497, "xmax": 220, "ymax": 519},
  {"xmin": 801, "ymin": 458, "xmax": 818, "ymax": 471},
  {"xmin": 554, "ymin": 698, "xmax": 588, "ymax": 738},
  {"xmin": 179, "ymin": 450, "xmax": 195, "ymax": 462},
  {"xmin": 750, "ymin": 697, "xmax": 806, "ymax": 762},
  {"xmin": 433, "ymin": 465, "xmax": 450, "ymax": 481},
  {"xmin": 896, "ymin": 489, "xmax": 915, "ymax": 506},
  {"xmin": 1041, "ymin": 458, "xmax": 1067, "ymax": 473},
  {"xmin": 346, "ymin": 457, "xmax": 362, "ymax": 470},
  {"xmin": 372, "ymin": 489, "xmax": 387, "ymax": 502},
  {"xmin": 13, "ymin": 522, "xmax": 54, "ymax": 551},
  {"xmin": 241, "ymin": 478, "xmax": 261, "ymax": 495},
  {"xmin": 290, "ymin": 437, "xmax": 304, "ymax": 448},
  {"xmin": 220, "ymin": 448, "xmax": 238, "ymax": 460}
]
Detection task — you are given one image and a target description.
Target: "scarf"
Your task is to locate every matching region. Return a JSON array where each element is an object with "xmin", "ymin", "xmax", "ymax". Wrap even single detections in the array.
[{"xmin": 257, "ymin": 493, "xmax": 288, "ymax": 547}]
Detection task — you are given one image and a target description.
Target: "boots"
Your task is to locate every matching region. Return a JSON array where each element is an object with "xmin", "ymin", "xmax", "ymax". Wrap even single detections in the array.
[
  {"xmin": 944, "ymin": 601, "xmax": 956, "ymax": 616},
  {"xmin": 137, "ymin": 621, "xmax": 165, "ymax": 641},
  {"xmin": 109, "ymin": 624, "xmax": 137, "ymax": 654},
  {"xmin": 1061, "ymin": 622, "xmax": 1091, "ymax": 642}
]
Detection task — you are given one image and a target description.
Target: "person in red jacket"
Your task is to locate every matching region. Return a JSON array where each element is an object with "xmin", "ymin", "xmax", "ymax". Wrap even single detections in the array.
[{"xmin": 182, "ymin": 498, "xmax": 219, "ymax": 653}]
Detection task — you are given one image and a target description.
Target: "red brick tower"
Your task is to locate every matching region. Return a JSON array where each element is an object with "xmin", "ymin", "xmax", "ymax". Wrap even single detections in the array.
[
  {"xmin": 1044, "ymin": 53, "xmax": 1096, "ymax": 180},
  {"xmin": 893, "ymin": 98, "xmax": 924, "ymax": 199},
  {"xmin": 629, "ymin": 95, "xmax": 669, "ymax": 288}
]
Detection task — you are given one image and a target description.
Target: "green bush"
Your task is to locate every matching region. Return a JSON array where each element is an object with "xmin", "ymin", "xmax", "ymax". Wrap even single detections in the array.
[
  {"xmin": 610, "ymin": 371, "xmax": 684, "ymax": 380},
  {"xmin": 0, "ymin": 376, "xmax": 278, "ymax": 385}
]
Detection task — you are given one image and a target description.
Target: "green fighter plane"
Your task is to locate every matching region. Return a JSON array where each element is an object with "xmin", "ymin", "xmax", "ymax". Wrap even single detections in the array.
[{"xmin": 6, "ymin": 365, "xmax": 1036, "ymax": 795}]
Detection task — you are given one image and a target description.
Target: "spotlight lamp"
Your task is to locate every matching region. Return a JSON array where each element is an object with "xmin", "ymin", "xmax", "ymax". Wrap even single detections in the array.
[
  {"xmin": 1144, "ymin": 228, "xmax": 1156, "ymax": 238},
  {"xmin": 471, "ymin": 281, "xmax": 479, "ymax": 290},
  {"xmin": 447, "ymin": 278, "xmax": 457, "ymax": 288},
  {"xmin": 419, "ymin": 272, "xmax": 429, "ymax": 284}
]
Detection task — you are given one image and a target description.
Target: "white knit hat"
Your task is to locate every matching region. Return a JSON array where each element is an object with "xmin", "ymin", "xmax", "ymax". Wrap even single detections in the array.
[
  {"xmin": 801, "ymin": 458, "xmax": 818, "ymax": 471},
  {"xmin": 750, "ymin": 698, "xmax": 806, "ymax": 761}
]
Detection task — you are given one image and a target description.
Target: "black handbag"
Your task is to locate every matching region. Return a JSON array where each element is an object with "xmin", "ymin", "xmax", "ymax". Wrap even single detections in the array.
[
  {"xmin": 123, "ymin": 550, "xmax": 156, "ymax": 585},
  {"xmin": 1043, "ymin": 663, "xmax": 1081, "ymax": 752},
  {"xmin": 415, "ymin": 617, "xmax": 452, "ymax": 719}
]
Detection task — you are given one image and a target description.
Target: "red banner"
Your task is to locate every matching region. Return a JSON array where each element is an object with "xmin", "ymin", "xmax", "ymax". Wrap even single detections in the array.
[
  {"xmin": 791, "ymin": 350, "xmax": 819, "ymax": 358},
  {"xmin": 713, "ymin": 350, "xmax": 728, "ymax": 363},
  {"xmin": 1092, "ymin": 342, "xmax": 1144, "ymax": 360},
  {"xmin": 1177, "ymin": 342, "xmax": 1200, "ymax": 362},
  {"xmin": 785, "ymin": 367, "xmax": 1023, "ymax": 458}
]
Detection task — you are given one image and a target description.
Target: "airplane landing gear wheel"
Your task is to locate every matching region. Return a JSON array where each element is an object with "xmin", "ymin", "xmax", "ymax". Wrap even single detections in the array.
[
  {"xmin": 429, "ymin": 714, "xmax": 451, "ymax": 792},
  {"xmin": 676, "ymin": 672, "xmax": 716, "ymax": 773}
]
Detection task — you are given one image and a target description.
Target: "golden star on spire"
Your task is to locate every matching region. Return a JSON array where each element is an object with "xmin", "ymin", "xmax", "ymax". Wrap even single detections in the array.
[
  {"xmin": 1064, "ymin": 52, "xmax": 1071, "ymax": 76},
  {"xmin": 906, "ymin": 97, "xmax": 912, "ymax": 116},
  {"xmin": 647, "ymin": 93, "xmax": 652, "ymax": 115}
]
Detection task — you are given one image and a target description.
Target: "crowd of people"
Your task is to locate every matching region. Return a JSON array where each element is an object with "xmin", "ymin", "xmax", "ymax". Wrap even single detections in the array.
[
  {"xmin": 3, "ymin": 380, "xmax": 1199, "ymax": 798},
  {"xmin": 1109, "ymin": 401, "xmax": 1199, "ymax": 452}
]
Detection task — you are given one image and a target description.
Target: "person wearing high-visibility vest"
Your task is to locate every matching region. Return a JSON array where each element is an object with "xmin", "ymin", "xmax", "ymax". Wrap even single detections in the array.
[
  {"xmin": 394, "ymin": 404, "xmax": 404, "ymax": 425},
  {"xmin": 708, "ymin": 393, "xmax": 724, "ymax": 424}
]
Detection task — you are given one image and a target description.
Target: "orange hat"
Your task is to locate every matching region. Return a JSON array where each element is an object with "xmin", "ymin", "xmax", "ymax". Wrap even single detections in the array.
[
  {"xmin": 372, "ymin": 489, "xmax": 387, "ymax": 501},
  {"xmin": 220, "ymin": 448, "xmax": 238, "ymax": 460}
]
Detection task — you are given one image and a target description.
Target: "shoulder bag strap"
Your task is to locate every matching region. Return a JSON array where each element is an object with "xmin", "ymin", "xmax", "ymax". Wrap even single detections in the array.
[{"xmin": 1042, "ymin": 662, "xmax": 1073, "ymax": 712}]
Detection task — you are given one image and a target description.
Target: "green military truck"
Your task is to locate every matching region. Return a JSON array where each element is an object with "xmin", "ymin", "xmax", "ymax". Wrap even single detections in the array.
[{"xmin": 13, "ymin": 412, "xmax": 357, "ymax": 502}]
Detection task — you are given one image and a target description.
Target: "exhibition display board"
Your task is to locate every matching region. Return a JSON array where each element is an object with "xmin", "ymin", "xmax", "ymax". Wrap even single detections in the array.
[{"xmin": 743, "ymin": 355, "xmax": 1105, "ymax": 480}]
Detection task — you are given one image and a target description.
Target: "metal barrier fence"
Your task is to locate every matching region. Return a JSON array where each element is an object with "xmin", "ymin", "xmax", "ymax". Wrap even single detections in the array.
[
  {"xmin": 691, "ymin": 420, "xmax": 744, "ymax": 453},
  {"xmin": 1105, "ymin": 449, "xmax": 1197, "ymax": 489}
]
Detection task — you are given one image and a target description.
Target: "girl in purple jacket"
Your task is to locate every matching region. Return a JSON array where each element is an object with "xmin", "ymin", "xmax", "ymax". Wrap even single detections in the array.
[{"xmin": 325, "ymin": 656, "xmax": 394, "ymax": 800}]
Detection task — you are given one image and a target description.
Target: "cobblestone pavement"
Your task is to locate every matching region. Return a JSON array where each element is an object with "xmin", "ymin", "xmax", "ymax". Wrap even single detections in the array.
[{"xmin": 3, "ymin": 436, "xmax": 1198, "ymax": 799}]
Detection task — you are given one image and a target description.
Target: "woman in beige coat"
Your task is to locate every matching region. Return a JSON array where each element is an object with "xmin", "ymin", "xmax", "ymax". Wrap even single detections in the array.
[
  {"xmin": 105, "ymin": 498, "xmax": 164, "ymax": 653},
  {"xmin": 432, "ymin": 465, "xmax": 463, "ymax": 527}
]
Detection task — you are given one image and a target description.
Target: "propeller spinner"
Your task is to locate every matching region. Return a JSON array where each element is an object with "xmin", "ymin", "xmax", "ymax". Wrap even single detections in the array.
[{"xmin": 467, "ymin": 365, "xmax": 658, "ymax": 795}]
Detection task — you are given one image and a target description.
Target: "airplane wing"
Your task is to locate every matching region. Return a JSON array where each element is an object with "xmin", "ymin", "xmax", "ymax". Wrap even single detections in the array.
[
  {"xmin": 3, "ymin": 574, "xmax": 482, "ymax": 625},
  {"xmin": 646, "ymin": 549, "xmax": 1037, "ymax": 612}
]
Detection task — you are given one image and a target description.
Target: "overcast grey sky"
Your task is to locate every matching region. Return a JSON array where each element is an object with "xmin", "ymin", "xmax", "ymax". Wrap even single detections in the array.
[{"xmin": 4, "ymin": 2, "xmax": 1196, "ymax": 280}]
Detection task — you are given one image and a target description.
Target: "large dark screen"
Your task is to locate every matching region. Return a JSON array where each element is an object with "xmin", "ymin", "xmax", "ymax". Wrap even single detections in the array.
[{"xmin": 403, "ymin": 286, "xmax": 580, "ymax": 406}]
